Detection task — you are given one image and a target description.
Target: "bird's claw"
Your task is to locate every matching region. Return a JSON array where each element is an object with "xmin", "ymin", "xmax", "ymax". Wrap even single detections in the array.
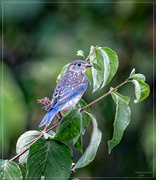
[{"xmin": 53, "ymin": 109, "xmax": 69, "ymax": 123}]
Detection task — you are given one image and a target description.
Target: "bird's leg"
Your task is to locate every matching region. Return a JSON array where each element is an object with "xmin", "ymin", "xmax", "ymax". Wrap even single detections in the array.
[
  {"xmin": 37, "ymin": 97, "xmax": 51, "ymax": 109},
  {"xmin": 58, "ymin": 109, "xmax": 69, "ymax": 119},
  {"xmin": 53, "ymin": 109, "xmax": 69, "ymax": 124},
  {"xmin": 53, "ymin": 110, "xmax": 67, "ymax": 124},
  {"xmin": 58, "ymin": 111, "xmax": 63, "ymax": 121}
]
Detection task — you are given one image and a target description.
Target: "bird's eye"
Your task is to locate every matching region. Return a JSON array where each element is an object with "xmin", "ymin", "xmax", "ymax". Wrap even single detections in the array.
[{"xmin": 77, "ymin": 63, "xmax": 81, "ymax": 66}]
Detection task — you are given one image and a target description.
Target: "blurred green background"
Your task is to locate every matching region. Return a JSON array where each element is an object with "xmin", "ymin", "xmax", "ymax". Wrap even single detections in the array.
[{"xmin": 0, "ymin": 0, "xmax": 155, "ymax": 179}]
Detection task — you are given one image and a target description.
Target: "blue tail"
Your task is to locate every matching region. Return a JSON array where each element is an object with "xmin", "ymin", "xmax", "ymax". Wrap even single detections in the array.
[{"xmin": 39, "ymin": 105, "xmax": 61, "ymax": 127}]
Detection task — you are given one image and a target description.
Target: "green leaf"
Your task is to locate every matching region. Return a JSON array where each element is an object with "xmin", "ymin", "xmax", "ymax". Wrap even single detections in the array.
[
  {"xmin": 111, "ymin": 89, "xmax": 130, "ymax": 105},
  {"xmin": 74, "ymin": 112, "xmax": 102, "ymax": 169},
  {"xmin": 54, "ymin": 109, "xmax": 82, "ymax": 143},
  {"xmin": 130, "ymin": 68, "xmax": 135, "ymax": 77},
  {"xmin": 101, "ymin": 47, "xmax": 119, "ymax": 86},
  {"xmin": 26, "ymin": 138, "xmax": 72, "ymax": 180},
  {"xmin": 130, "ymin": 68, "xmax": 146, "ymax": 82},
  {"xmin": 90, "ymin": 46, "xmax": 118, "ymax": 92},
  {"xmin": 129, "ymin": 68, "xmax": 150, "ymax": 103},
  {"xmin": 74, "ymin": 99, "xmax": 90, "ymax": 153},
  {"xmin": 56, "ymin": 63, "xmax": 69, "ymax": 83},
  {"xmin": 16, "ymin": 130, "xmax": 40, "ymax": 163},
  {"xmin": 73, "ymin": 135, "xmax": 83, "ymax": 153},
  {"xmin": 130, "ymin": 74, "xmax": 146, "ymax": 82},
  {"xmin": 0, "ymin": 159, "xmax": 22, "ymax": 180},
  {"xmin": 92, "ymin": 62, "xmax": 102, "ymax": 71},
  {"xmin": 76, "ymin": 50, "xmax": 85, "ymax": 59},
  {"xmin": 18, "ymin": 163, "xmax": 27, "ymax": 179},
  {"xmin": 76, "ymin": 99, "xmax": 90, "ymax": 135},
  {"xmin": 108, "ymin": 91, "xmax": 131, "ymax": 153},
  {"xmin": 85, "ymin": 67, "xmax": 92, "ymax": 85},
  {"xmin": 131, "ymin": 80, "xmax": 150, "ymax": 103}
]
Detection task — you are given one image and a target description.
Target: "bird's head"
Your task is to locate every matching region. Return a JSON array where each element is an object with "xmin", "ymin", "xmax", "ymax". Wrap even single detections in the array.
[{"xmin": 67, "ymin": 60, "xmax": 93, "ymax": 74}]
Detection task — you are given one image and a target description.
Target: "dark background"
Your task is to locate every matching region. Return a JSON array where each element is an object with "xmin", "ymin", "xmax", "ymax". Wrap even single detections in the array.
[{"xmin": 0, "ymin": 1, "xmax": 155, "ymax": 179}]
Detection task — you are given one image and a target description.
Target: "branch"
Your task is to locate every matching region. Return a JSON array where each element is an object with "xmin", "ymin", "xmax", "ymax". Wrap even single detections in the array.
[
  {"xmin": 9, "ymin": 133, "xmax": 43, "ymax": 162},
  {"xmin": 81, "ymin": 78, "xmax": 130, "ymax": 111},
  {"xmin": 9, "ymin": 122, "xmax": 60, "ymax": 162}
]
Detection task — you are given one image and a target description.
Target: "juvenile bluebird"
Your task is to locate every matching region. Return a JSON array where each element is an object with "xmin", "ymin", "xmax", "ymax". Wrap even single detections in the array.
[{"xmin": 39, "ymin": 60, "xmax": 92, "ymax": 127}]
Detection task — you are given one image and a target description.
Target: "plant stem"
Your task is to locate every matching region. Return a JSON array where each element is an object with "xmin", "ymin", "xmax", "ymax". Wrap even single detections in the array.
[
  {"xmin": 9, "ymin": 122, "xmax": 60, "ymax": 162},
  {"xmin": 81, "ymin": 78, "xmax": 130, "ymax": 111},
  {"xmin": 85, "ymin": 46, "xmax": 98, "ymax": 62},
  {"xmin": 46, "ymin": 122, "xmax": 60, "ymax": 133}
]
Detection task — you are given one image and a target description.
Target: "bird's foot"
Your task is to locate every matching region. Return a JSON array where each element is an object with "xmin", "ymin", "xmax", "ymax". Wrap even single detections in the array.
[
  {"xmin": 53, "ymin": 109, "xmax": 69, "ymax": 123},
  {"xmin": 54, "ymin": 111, "xmax": 63, "ymax": 122},
  {"xmin": 37, "ymin": 97, "xmax": 51, "ymax": 109},
  {"xmin": 59, "ymin": 109, "xmax": 69, "ymax": 118}
]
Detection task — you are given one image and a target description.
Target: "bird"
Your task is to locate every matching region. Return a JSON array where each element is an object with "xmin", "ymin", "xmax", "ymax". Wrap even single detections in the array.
[{"xmin": 39, "ymin": 60, "xmax": 92, "ymax": 127}]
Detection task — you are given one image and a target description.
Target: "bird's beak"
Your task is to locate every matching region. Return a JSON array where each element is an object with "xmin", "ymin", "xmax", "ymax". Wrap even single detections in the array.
[{"xmin": 86, "ymin": 63, "xmax": 93, "ymax": 68}]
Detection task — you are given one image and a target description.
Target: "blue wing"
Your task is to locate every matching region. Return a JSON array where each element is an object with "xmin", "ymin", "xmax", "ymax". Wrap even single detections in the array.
[{"xmin": 46, "ymin": 84, "xmax": 88, "ymax": 111}]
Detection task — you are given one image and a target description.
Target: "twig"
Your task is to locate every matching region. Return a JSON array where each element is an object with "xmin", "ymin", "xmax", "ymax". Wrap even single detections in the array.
[
  {"xmin": 45, "ymin": 122, "xmax": 60, "ymax": 133},
  {"xmin": 9, "ymin": 133, "xmax": 43, "ymax": 162},
  {"xmin": 81, "ymin": 78, "xmax": 130, "ymax": 111},
  {"xmin": 85, "ymin": 46, "xmax": 98, "ymax": 62}
]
